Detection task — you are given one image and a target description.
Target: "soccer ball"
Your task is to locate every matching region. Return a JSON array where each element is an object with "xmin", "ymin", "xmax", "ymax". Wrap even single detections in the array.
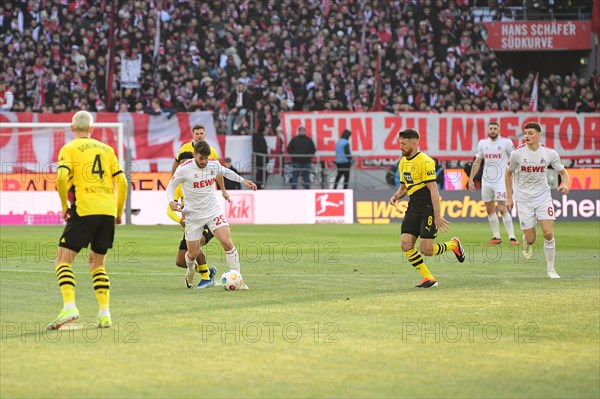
[{"xmin": 221, "ymin": 270, "xmax": 243, "ymax": 291}]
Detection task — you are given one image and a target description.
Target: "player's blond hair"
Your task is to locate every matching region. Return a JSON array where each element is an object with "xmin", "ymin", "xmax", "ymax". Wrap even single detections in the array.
[{"xmin": 72, "ymin": 111, "xmax": 94, "ymax": 132}]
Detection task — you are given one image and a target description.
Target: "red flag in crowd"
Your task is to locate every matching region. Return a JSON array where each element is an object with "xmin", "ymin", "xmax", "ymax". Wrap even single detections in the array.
[
  {"xmin": 321, "ymin": 0, "xmax": 331, "ymax": 17},
  {"xmin": 529, "ymin": 72, "xmax": 539, "ymax": 112},
  {"xmin": 592, "ymin": 0, "xmax": 600, "ymax": 38},
  {"xmin": 105, "ymin": 3, "xmax": 116, "ymax": 108},
  {"xmin": 358, "ymin": 17, "xmax": 366, "ymax": 80},
  {"xmin": 374, "ymin": 46, "xmax": 382, "ymax": 111}
]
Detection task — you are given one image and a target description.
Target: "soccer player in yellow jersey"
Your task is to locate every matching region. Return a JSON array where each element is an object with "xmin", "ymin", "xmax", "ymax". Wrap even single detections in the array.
[
  {"xmin": 389, "ymin": 128, "xmax": 465, "ymax": 288},
  {"xmin": 171, "ymin": 124, "xmax": 222, "ymax": 177},
  {"xmin": 167, "ymin": 152, "xmax": 217, "ymax": 289},
  {"xmin": 48, "ymin": 111, "xmax": 127, "ymax": 329},
  {"xmin": 171, "ymin": 124, "xmax": 227, "ymax": 287}
]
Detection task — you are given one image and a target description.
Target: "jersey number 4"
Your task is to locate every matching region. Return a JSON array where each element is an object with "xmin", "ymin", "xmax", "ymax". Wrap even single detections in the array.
[{"xmin": 92, "ymin": 154, "xmax": 105, "ymax": 179}]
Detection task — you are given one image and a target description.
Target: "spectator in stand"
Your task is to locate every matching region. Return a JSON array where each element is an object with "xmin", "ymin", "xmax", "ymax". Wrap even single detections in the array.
[
  {"xmin": 334, "ymin": 129, "xmax": 352, "ymax": 189},
  {"xmin": 252, "ymin": 128, "xmax": 269, "ymax": 189},
  {"xmin": 287, "ymin": 126, "xmax": 316, "ymax": 190},
  {"xmin": 576, "ymin": 89, "xmax": 598, "ymax": 113},
  {"xmin": 226, "ymin": 79, "xmax": 253, "ymax": 135},
  {"xmin": 222, "ymin": 158, "xmax": 241, "ymax": 190},
  {"xmin": 0, "ymin": 83, "xmax": 15, "ymax": 111},
  {"xmin": 145, "ymin": 98, "xmax": 176, "ymax": 118},
  {"xmin": 0, "ymin": 0, "xmax": 597, "ymax": 124}
]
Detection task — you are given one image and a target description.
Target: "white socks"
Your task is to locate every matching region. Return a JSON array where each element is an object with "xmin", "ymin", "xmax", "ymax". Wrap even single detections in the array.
[
  {"xmin": 488, "ymin": 213, "xmax": 501, "ymax": 238},
  {"xmin": 225, "ymin": 246, "xmax": 240, "ymax": 272},
  {"xmin": 544, "ymin": 238, "xmax": 556, "ymax": 272},
  {"xmin": 489, "ymin": 212, "xmax": 517, "ymax": 240},
  {"xmin": 501, "ymin": 211, "xmax": 516, "ymax": 239},
  {"xmin": 184, "ymin": 252, "xmax": 196, "ymax": 272}
]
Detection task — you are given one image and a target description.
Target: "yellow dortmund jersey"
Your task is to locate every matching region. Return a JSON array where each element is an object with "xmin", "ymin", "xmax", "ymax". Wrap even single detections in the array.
[
  {"xmin": 175, "ymin": 142, "xmax": 219, "ymax": 162},
  {"xmin": 166, "ymin": 183, "xmax": 184, "ymax": 223},
  {"xmin": 399, "ymin": 152, "xmax": 436, "ymax": 201},
  {"xmin": 57, "ymin": 137, "xmax": 123, "ymax": 217}
]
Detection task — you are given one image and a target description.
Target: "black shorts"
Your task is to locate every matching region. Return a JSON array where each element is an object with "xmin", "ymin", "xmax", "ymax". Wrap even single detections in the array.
[
  {"xmin": 59, "ymin": 212, "xmax": 115, "ymax": 254},
  {"xmin": 178, "ymin": 225, "xmax": 214, "ymax": 250},
  {"xmin": 401, "ymin": 201, "xmax": 437, "ymax": 239}
]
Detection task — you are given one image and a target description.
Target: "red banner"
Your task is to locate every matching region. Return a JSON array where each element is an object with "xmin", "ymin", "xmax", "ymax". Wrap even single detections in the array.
[
  {"xmin": 2, "ymin": 112, "xmax": 598, "ymax": 173},
  {"xmin": 0, "ymin": 112, "xmax": 219, "ymax": 173},
  {"xmin": 281, "ymin": 111, "xmax": 600, "ymax": 161},
  {"xmin": 483, "ymin": 21, "xmax": 592, "ymax": 51}
]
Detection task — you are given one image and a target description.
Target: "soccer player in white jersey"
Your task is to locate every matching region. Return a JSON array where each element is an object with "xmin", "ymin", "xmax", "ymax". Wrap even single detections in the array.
[
  {"xmin": 505, "ymin": 122, "xmax": 570, "ymax": 279},
  {"xmin": 167, "ymin": 141, "xmax": 257, "ymax": 289},
  {"xmin": 468, "ymin": 122, "xmax": 518, "ymax": 245}
]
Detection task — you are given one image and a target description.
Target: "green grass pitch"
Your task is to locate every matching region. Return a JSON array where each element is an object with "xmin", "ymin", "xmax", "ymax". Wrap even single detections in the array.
[{"xmin": 1, "ymin": 222, "xmax": 599, "ymax": 398}]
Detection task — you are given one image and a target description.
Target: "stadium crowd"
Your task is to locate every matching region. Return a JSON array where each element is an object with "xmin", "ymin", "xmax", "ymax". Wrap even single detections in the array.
[{"xmin": 1, "ymin": 0, "xmax": 598, "ymax": 135}]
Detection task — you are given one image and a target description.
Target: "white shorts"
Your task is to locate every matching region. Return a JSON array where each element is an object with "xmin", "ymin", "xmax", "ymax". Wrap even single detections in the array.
[
  {"xmin": 184, "ymin": 212, "xmax": 229, "ymax": 241},
  {"xmin": 515, "ymin": 197, "xmax": 555, "ymax": 230},
  {"xmin": 481, "ymin": 185, "xmax": 507, "ymax": 202}
]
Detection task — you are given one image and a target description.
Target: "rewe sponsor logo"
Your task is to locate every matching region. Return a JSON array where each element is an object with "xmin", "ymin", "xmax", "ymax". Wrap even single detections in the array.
[
  {"xmin": 485, "ymin": 154, "xmax": 502, "ymax": 159},
  {"xmin": 193, "ymin": 178, "xmax": 216, "ymax": 188},
  {"xmin": 521, "ymin": 166, "xmax": 545, "ymax": 173}
]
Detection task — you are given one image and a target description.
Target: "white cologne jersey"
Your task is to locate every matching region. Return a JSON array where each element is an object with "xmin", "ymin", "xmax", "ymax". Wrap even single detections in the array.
[
  {"xmin": 507, "ymin": 143, "xmax": 564, "ymax": 202},
  {"xmin": 167, "ymin": 159, "xmax": 245, "ymax": 220},
  {"xmin": 475, "ymin": 137, "xmax": 514, "ymax": 187}
]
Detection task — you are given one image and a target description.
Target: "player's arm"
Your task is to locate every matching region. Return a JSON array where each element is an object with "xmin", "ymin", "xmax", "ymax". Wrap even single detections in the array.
[
  {"xmin": 215, "ymin": 173, "xmax": 228, "ymax": 202},
  {"xmin": 550, "ymin": 152, "xmax": 570, "ymax": 194},
  {"xmin": 108, "ymin": 153, "xmax": 128, "ymax": 224},
  {"xmin": 505, "ymin": 151, "xmax": 517, "ymax": 210},
  {"xmin": 56, "ymin": 147, "xmax": 72, "ymax": 220},
  {"xmin": 557, "ymin": 168, "xmax": 570, "ymax": 194},
  {"xmin": 166, "ymin": 173, "xmax": 185, "ymax": 211},
  {"xmin": 171, "ymin": 149, "xmax": 184, "ymax": 175},
  {"xmin": 505, "ymin": 169, "xmax": 513, "ymax": 209},
  {"xmin": 110, "ymin": 153, "xmax": 128, "ymax": 224},
  {"xmin": 56, "ymin": 166, "xmax": 70, "ymax": 219},
  {"xmin": 217, "ymin": 174, "xmax": 230, "ymax": 203},
  {"xmin": 166, "ymin": 185, "xmax": 184, "ymax": 224},
  {"xmin": 170, "ymin": 159, "xmax": 180, "ymax": 175},
  {"xmin": 114, "ymin": 170, "xmax": 128, "ymax": 224},
  {"xmin": 390, "ymin": 184, "xmax": 407, "ymax": 205},
  {"xmin": 426, "ymin": 181, "xmax": 450, "ymax": 233},
  {"xmin": 166, "ymin": 204, "xmax": 183, "ymax": 224},
  {"xmin": 467, "ymin": 157, "xmax": 482, "ymax": 191},
  {"xmin": 220, "ymin": 165, "xmax": 257, "ymax": 191},
  {"xmin": 211, "ymin": 149, "xmax": 228, "ymax": 195}
]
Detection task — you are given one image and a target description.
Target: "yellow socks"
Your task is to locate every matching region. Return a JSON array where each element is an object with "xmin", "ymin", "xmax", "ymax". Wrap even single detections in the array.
[
  {"xmin": 433, "ymin": 240, "xmax": 457, "ymax": 255},
  {"xmin": 404, "ymin": 248, "xmax": 435, "ymax": 280},
  {"xmin": 91, "ymin": 267, "xmax": 110, "ymax": 312},
  {"xmin": 196, "ymin": 263, "xmax": 210, "ymax": 280},
  {"xmin": 55, "ymin": 263, "xmax": 75, "ymax": 308}
]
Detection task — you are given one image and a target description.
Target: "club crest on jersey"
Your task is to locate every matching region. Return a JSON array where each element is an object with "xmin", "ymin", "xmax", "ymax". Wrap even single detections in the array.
[{"xmin": 540, "ymin": 158, "xmax": 545, "ymax": 163}]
